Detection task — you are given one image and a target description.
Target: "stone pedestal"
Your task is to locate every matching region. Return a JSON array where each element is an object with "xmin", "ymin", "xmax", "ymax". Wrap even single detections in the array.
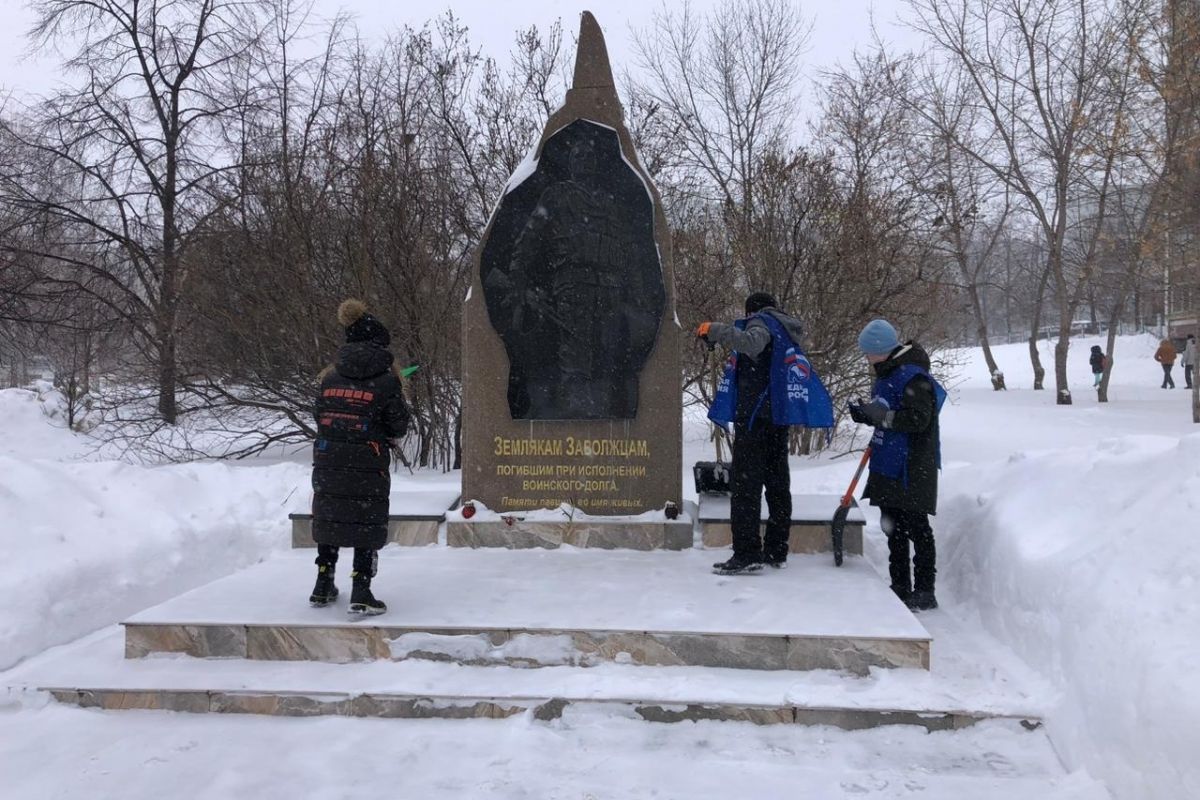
[
  {"xmin": 288, "ymin": 490, "xmax": 459, "ymax": 548},
  {"xmin": 445, "ymin": 517, "xmax": 693, "ymax": 550},
  {"xmin": 697, "ymin": 493, "xmax": 865, "ymax": 556}
]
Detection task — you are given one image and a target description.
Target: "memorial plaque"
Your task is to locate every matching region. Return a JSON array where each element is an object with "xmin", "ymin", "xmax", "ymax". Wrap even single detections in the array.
[{"xmin": 460, "ymin": 11, "xmax": 682, "ymax": 516}]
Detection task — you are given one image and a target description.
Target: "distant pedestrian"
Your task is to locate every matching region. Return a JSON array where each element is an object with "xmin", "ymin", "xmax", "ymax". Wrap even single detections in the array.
[
  {"xmin": 1154, "ymin": 338, "xmax": 1177, "ymax": 389},
  {"xmin": 309, "ymin": 299, "xmax": 411, "ymax": 616},
  {"xmin": 1182, "ymin": 335, "xmax": 1197, "ymax": 389},
  {"xmin": 1089, "ymin": 345, "xmax": 1107, "ymax": 388},
  {"xmin": 847, "ymin": 320, "xmax": 946, "ymax": 612}
]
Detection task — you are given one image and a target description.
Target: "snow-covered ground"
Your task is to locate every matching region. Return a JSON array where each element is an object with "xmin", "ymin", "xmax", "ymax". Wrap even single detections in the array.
[
  {"xmin": 0, "ymin": 333, "xmax": 1195, "ymax": 799},
  {"xmin": 0, "ymin": 385, "xmax": 308, "ymax": 671},
  {"xmin": 935, "ymin": 334, "xmax": 1200, "ymax": 800}
]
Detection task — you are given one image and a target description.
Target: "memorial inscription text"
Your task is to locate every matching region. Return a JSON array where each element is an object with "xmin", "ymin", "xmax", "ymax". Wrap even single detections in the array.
[{"xmin": 491, "ymin": 436, "xmax": 652, "ymax": 512}]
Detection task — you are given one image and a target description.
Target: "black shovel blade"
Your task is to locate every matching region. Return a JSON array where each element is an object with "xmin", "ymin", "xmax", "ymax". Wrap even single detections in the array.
[{"xmin": 830, "ymin": 504, "xmax": 849, "ymax": 567}]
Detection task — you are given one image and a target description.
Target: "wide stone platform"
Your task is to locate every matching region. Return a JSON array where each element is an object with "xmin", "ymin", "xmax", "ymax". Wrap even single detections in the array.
[
  {"xmin": 289, "ymin": 489, "xmax": 460, "ymax": 548},
  {"xmin": 698, "ymin": 493, "xmax": 865, "ymax": 555},
  {"xmin": 7, "ymin": 550, "xmax": 1062, "ymax": 735},
  {"xmin": 121, "ymin": 549, "xmax": 930, "ymax": 674}
]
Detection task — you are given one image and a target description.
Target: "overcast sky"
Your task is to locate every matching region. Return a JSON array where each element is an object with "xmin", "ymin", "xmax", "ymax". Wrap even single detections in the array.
[{"xmin": 0, "ymin": 0, "xmax": 922, "ymax": 117}]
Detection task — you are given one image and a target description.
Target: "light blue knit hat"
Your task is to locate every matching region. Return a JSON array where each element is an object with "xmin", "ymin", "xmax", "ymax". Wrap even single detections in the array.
[{"xmin": 858, "ymin": 319, "xmax": 900, "ymax": 355}]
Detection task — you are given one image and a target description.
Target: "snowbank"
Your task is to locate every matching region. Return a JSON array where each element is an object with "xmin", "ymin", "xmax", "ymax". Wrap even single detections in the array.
[
  {"xmin": 0, "ymin": 384, "xmax": 91, "ymax": 460},
  {"xmin": 0, "ymin": 387, "xmax": 307, "ymax": 670},
  {"xmin": 934, "ymin": 335, "xmax": 1200, "ymax": 800}
]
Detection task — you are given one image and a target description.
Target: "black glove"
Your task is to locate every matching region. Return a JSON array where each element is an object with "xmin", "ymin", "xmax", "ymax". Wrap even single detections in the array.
[{"xmin": 849, "ymin": 399, "xmax": 890, "ymax": 427}]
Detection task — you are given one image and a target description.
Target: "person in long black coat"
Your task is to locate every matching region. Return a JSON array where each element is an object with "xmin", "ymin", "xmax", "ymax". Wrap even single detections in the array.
[
  {"xmin": 848, "ymin": 319, "xmax": 942, "ymax": 612},
  {"xmin": 309, "ymin": 299, "xmax": 410, "ymax": 616}
]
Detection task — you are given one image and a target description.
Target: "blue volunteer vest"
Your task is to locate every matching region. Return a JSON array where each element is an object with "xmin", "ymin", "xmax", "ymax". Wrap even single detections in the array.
[
  {"xmin": 708, "ymin": 314, "xmax": 835, "ymax": 430},
  {"xmin": 869, "ymin": 364, "xmax": 947, "ymax": 484}
]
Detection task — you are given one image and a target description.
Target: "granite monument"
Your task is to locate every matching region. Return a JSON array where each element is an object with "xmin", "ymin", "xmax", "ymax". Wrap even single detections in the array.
[{"xmin": 460, "ymin": 11, "xmax": 682, "ymax": 519}]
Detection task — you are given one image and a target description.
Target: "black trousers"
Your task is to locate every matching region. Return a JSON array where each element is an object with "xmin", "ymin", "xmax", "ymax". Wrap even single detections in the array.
[
  {"xmin": 730, "ymin": 422, "xmax": 791, "ymax": 561},
  {"xmin": 879, "ymin": 507, "xmax": 936, "ymax": 596},
  {"xmin": 316, "ymin": 544, "xmax": 378, "ymax": 579},
  {"xmin": 1186, "ymin": 365, "xmax": 1194, "ymax": 389},
  {"xmin": 1162, "ymin": 364, "xmax": 1176, "ymax": 388}
]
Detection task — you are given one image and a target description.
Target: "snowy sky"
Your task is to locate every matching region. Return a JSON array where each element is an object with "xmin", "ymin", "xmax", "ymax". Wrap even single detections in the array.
[{"xmin": 0, "ymin": 0, "xmax": 922, "ymax": 115}]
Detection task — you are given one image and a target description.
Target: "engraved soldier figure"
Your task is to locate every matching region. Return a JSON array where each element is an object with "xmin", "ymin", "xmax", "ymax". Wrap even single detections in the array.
[{"xmin": 484, "ymin": 124, "xmax": 664, "ymax": 420}]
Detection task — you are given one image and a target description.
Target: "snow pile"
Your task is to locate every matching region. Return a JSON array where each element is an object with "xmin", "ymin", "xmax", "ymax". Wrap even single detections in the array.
[
  {"xmin": 934, "ymin": 335, "xmax": 1200, "ymax": 800},
  {"xmin": 0, "ymin": 387, "xmax": 307, "ymax": 670},
  {"xmin": 0, "ymin": 384, "xmax": 91, "ymax": 461}
]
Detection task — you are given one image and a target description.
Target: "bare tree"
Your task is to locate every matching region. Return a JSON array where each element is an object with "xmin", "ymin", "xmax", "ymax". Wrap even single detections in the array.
[
  {"xmin": 0, "ymin": 0, "xmax": 275, "ymax": 423},
  {"xmin": 633, "ymin": 0, "xmax": 812, "ymax": 455},
  {"xmin": 633, "ymin": 0, "xmax": 810, "ymax": 259},
  {"xmin": 179, "ymin": 14, "xmax": 568, "ymax": 467},
  {"xmin": 636, "ymin": 3, "xmax": 954, "ymax": 456},
  {"xmin": 907, "ymin": 0, "xmax": 1148, "ymax": 403},
  {"xmin": 893, "ymin": 55, "xmax": 1014, "ymax": 386}
]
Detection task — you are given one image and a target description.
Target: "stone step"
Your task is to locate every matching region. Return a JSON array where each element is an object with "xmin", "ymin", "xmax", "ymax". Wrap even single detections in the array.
[
  {"xmin": 45, "ymin": 686, "xmax": 1037, "ymax": 731},
  {"xmin": 13, "ymin": 627, "xmax": 1039, "ymax": 732},
  {"xmin": 120, "ymin": 550, "xmax": 930, "ymax": 674}
]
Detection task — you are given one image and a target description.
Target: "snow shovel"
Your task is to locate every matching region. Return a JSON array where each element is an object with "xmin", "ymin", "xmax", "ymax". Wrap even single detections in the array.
[{"xmin": 830, "ymin": 447, "xmax": 870, "ymax": 567}]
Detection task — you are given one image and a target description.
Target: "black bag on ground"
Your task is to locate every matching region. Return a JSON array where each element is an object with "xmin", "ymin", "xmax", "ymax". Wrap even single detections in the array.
[{"xmin": 693, "ymin": 461, "xmax": 732, "ymax": 494}]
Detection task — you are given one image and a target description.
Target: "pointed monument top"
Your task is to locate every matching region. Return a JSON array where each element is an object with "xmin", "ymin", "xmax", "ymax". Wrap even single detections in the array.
[{"xmin": 572, "ymin": 11, "xmax": 616, "ymax": 91}]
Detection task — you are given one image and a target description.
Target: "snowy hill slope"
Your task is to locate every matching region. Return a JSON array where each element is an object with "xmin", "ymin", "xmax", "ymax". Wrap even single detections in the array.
[{"xmin": 0, "ymin": 386, "xmax": 307, "ymax": 670}]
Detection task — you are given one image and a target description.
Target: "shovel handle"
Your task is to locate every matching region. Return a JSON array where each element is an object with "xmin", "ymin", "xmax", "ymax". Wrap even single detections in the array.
[{"xmin": 840, "ymin": 447, "xmax": 871, "ymax": 508}]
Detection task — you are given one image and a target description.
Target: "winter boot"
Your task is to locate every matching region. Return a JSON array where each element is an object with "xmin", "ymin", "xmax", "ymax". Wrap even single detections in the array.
[
  {"xmin": 762, "ymin": 553, "xmax": 788, "ymax": 569},
  {"xmin": 348, "ymin": 548, "xmax": 385, "ymax": 616},
  {"xmin": 712, "ymin": 555, "xmax": 764, "ymax": 575},
  {"xmin": 309, "ymin": 565, "xmax": 339, "ymax": 607},
  {"xmin": 309, "ymin": 546, "xmax": 339, "ymax": 608},
  {"xmin": 906, "ymin": 591, "xmax": 938, "ymax": 612},
  {"xmin": 348, "ymin": 575, "xmax": 387, "ymax": 616}
]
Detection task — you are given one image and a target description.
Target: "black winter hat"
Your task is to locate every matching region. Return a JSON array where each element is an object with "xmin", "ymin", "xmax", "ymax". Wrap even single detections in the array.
[
  {"xmin": 745, "ymin": 291, "xmax": 777, "ymax": 315},
  {"xmin": 338, "ymin": 299, "xmax": 391, "ymax": 347}
]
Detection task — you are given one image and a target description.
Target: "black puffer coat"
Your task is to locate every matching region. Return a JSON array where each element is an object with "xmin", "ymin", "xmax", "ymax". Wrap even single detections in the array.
[
  {"xmin": 311, "ymin": 342, "xmax": 411, "ymax": 549},
  {"xmin": 862, "ymin": 343, "xmax": 941, "ymax": 515}
]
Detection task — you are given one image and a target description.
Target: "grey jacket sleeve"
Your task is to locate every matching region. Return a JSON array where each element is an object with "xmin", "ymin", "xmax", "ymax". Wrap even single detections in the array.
[{"xmin": 706, "ymin": 318, "xmax": 771, "ymax": 357}]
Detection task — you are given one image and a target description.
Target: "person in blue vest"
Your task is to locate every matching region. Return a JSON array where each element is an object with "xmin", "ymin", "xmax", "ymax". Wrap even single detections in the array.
[
  {"xmin": 848, "ymin": 319, "xmax": 945, "ymax": 611},
  {"xmin": 698, "ymin": 292, "xmax": 830, "ymax": 575}
]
